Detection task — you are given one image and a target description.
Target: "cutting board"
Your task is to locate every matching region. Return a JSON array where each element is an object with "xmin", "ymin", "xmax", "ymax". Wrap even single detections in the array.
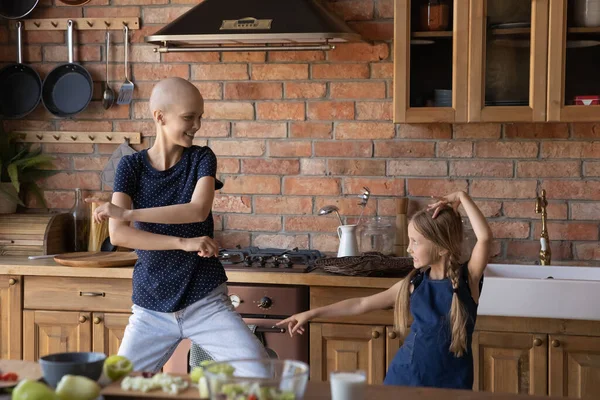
[
  {"xmin": 0, "ymin": 360, "xmax": 43, "ymax": 389},
  {"xmin": 101, "ymin": 374, "xmax": 200, "ymax": 399},
  {"xmin": 54, "ymin": 251, "xmax": 138, "ymax": 268}
]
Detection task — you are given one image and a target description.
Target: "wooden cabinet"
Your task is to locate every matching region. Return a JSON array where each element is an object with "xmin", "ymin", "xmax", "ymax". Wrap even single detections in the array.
[
  {"xmin": 23, "ymin": 310, "xmax": 92, "ymax": 361},
  {"xmin": 468, "ymin": 0, "xmax": 549, "ymax": 122},
  {"xmin": 92, "ymin": 312, "xmax": 130, "ymax": 355},
  {"xmin": 547, "ymin": 0, "xmax": 600, "ymax": 121},
  {"xmin": 21, "ymin": 276, "xmax": 132, "ymax": 360},
  {"xmin": 472, "ymin": 331, "xmax": 547, "ymax": 395},
  {"xmin": 385, "ymin": 326, "xmax": 402, "ymax": 372},
  {"xmin": 549, "ymin": 335, "xmax": 600, "ymax": 398},
  {"xmin": 23, "ymin": 310, "xmax": 130, "ymax": 361},
  {"xmin": 0, "ymin": 275, "xmax": 22, "ymax": 360},
  {"xmin": 309, "ymin": 323, "xmax": 386, "ymax": 384},
  {"xmin": 474, "ymin": 317, "xmax": 600, "ymax": 399},
  {"xmin": 394, "ymin": 0, "xmax": 597, "ymax": 123},
  {"xmin": 393, "ymin": 0, "xmax": 469, "ymax": 123}
]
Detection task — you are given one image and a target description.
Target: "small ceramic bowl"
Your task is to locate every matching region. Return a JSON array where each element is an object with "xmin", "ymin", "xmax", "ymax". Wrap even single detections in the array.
[{"xmin": 39, "ymin": 352, "xmax": 106, "ymax": 388}]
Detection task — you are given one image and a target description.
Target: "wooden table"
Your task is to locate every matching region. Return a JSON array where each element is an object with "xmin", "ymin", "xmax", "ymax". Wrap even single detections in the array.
[
  {"xmin": 98, "ymin": 381, "xmax": 565, "ymax": 399},
  {"xmin": 0, "ymin": 381, "xmax": 568, "ymax": 400},
  {"xmin": 303, "ymin": 382, "xmax": 564, "ymax": 399}
]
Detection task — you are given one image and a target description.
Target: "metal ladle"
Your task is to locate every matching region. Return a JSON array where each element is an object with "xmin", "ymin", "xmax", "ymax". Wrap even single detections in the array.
[
  {"xmin": 356, "ymin": 186, "xmax": 371, "ymax": 225},
  {"xmin": 102, "ymin": 31, "xmax": 115, "ymax": 110},
  {"xmin": 318, "ymin": 205, "xmax": 344, "ymax": 226}
]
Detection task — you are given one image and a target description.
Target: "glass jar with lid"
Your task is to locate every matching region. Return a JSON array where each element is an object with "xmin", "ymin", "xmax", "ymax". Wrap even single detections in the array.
[{"xmin": 358, "ymin": 217, "xmax": 396, "ymax": 256}]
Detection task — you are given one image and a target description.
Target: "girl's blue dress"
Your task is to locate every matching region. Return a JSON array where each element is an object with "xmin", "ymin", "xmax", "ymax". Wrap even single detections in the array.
[{"xmin": 384, "ymin": 263, "xmax": 483, "ymax": 389}]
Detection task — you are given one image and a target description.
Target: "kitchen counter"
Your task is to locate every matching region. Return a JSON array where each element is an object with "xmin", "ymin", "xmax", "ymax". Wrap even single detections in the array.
[{"xmin": 0, "ymin": 256, "xmax": 398, "ymax": 289}]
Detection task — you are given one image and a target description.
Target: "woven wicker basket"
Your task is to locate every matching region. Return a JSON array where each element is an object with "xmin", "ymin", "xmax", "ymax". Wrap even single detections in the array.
[{"xmin": 315, "ymin": 253, "xmax": 414, "ymax": 277}]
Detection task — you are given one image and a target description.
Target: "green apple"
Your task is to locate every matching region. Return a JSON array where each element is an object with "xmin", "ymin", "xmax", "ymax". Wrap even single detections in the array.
[
  {"xmin": 11, "ymin": 379, "xmax": 58, "ymax": 400},
  {"xmin": 55, "ymin": 375, "xmax": 100, "ymax": 400},
  {"xmin": 189, "ymin": 366, "xmax": 204, "ymax": 384},
  {"xmin": 103, "ymin": 355, "xmax": 134, "ymax": 381}
]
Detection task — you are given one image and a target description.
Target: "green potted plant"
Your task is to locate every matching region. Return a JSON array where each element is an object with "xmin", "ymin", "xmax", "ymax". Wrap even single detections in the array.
[{"xmin": 0, "ymin": 124, "xmax": 57, "ymax": 214}]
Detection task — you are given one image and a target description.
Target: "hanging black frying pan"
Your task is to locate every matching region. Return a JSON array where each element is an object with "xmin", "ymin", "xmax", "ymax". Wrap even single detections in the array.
[
  {"xmin": 42, "ymin": 20, "xmax": 93, "ymax": 118},
  {"xmin": 0, "ymin": 21, "xmax": 42, "ymax": 119},
  {"xmin": 0, "ymin": 0, "xmax": 39, "ymax": 19}
]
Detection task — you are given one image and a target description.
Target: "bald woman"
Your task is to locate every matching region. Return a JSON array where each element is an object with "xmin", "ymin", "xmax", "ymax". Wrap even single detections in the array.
[{"xmin": 87, "ymin": 77, "xmax": 268, "ymax": 372}]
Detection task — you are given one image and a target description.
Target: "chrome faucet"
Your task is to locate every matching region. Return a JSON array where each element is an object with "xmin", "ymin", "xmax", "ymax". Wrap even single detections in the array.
[{"xmin": 535, "ymin": 189, "xmax": 551, "ymax": 265}]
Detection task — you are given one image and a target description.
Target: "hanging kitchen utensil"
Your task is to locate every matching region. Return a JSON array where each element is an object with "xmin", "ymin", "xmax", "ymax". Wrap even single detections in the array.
[
  {"xmin": 356, "ymin": 186, "xmax": 371, "ymax": 225},
  {"xmin": 0, "ymin": 21, "xmax": 42, "ymax": 119},
  {"xmin": 0, "ymin": 0, "xmax": 39, "ymax": 20},
  {"xmin": 42, "ymin": 20, "xmax": 93, "ymax": 117},
  {"xmin": 117, "ymin": 24, "xmax": 134, "ymax": 105},
  {"xmin": 102, "ymin": 30, "xmax": 115, "ymax": 110},
  {"xmin": 58, "ymin": 0, "xmax": 92, "ymax": 5},
  {"xmin": 318, "ymin": 205, "xmax": 343, "ymax": 225},
  {"xmin": 101, "ymin": 139, "xmax": 137, "ymax": 188}
]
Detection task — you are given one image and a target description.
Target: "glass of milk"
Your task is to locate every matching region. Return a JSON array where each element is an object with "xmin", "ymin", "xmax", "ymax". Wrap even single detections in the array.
[{"xmin": 330, "ymin": 370, "xmax": 367, "ymax": 400}]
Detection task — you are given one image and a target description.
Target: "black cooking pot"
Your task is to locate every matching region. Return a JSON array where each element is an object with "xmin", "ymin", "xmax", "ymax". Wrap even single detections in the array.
[{"xmin": 0, "ymin": 0, "xmax": 39, "ymax": 19}]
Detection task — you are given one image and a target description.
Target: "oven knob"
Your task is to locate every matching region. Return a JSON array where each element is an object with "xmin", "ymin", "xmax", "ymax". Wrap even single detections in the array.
[
  {"xmin": 258, "ymin": 296, "xmax": 272, "ymax": 309},
  {"xmin": 229, "ymin": 294, "xmax": 242, "ymax": 309}
]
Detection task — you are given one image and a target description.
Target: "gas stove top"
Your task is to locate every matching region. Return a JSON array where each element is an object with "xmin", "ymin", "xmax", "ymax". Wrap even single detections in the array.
[{"xmin": 219, "ymin": 246, "xmax": 324, "ymax": 273}]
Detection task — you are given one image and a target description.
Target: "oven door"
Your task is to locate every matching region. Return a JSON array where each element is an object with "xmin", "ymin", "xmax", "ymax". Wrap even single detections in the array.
[{"xmin": 244, "ymin": 318, "xmax": 308, "ymax": 364}]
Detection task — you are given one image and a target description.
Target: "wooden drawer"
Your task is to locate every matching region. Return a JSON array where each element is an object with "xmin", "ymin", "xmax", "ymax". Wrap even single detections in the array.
[
  {"xmin": 310, "ymin": 287, "xmax": 394, "ymax": 325},
  {"xmin": 24, "ymin": 277, "xmax": 132, "ymax": 312}
]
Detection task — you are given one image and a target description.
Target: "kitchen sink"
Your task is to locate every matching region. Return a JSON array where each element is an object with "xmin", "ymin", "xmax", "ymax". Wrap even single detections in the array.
[{"xmin": 478, "ymin": 263, "xmax": 600, "ymax": 321}]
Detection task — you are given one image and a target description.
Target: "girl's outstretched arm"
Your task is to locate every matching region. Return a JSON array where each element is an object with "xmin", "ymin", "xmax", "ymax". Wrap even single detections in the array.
[{"xmin": 276, "ymin": 280, "xmax": 403, "ymax": 337}]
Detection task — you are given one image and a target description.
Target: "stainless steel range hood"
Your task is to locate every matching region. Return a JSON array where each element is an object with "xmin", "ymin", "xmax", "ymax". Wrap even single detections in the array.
[{"xmin": 146, "ymin": 0, "xmax": 362, "ymax": 53}]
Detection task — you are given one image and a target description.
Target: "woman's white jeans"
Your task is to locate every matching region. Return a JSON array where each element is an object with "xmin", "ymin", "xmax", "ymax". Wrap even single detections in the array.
[{"xmin": 118, "ymin": 283, "xmax": 268, "ymax": 372}]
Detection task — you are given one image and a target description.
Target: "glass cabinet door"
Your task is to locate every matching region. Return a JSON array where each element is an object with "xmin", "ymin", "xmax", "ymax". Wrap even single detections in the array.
[
  {"xmin": 548, "ymin": 0, "xmax": 600, "ymax": 121},
  {"xmin": 393, "ymin": 0, "xmax": 469, "ymax": 123},
  {"xmin": 468, "ymin": 0, "xmax": 549, "ymax": 122}
]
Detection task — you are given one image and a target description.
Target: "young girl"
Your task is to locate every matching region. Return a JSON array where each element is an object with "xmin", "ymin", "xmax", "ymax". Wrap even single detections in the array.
[{"xmin": 277, "ymin": 191, "xmax": 492, "ymax": 389}]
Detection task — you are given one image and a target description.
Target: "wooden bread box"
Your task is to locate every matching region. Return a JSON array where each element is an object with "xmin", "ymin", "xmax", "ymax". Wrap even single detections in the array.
[{"xmin": 0, "ymin": 213, "xmax": 71, "ymax": 256}]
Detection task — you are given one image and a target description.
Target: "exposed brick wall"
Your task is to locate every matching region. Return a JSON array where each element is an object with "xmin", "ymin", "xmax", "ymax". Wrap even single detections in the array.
[{"xmin": 1, "ymin": 0, "xmax": 599, "ymax": 263}]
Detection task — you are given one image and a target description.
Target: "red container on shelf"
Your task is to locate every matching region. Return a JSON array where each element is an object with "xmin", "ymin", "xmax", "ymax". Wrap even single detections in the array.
[{"xmin": 574, "ymin": 95, "xmax": 600, "ymax": 106}]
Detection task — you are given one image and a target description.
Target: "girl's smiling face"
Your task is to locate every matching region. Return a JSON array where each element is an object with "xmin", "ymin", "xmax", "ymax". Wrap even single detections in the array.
[{"xmin": 407, "ymin": 221, "xmax": 438, "ymax": 269}]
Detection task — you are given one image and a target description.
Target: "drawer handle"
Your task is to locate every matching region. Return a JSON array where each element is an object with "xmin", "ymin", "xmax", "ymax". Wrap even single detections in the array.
[
  {"xmin": 79, "ymin": 291, "xmax": 105, "ymax": 297},
  {"xmin": 533, "ymin": 338, "xmax": 543, "ymax": 347},
  {"xmin": 372, "ymin": 331, "xmax": 381, "ymax": 339},
  {"xmin": 388, "ymin": 331, "xmax": 397, "ymax": 340},
  {"xmin": 79, "ymin": 315, "xmax": 88, "ymax": 323},
  {"xmin": 93, "ymin": 317, "xmax": 102, "ymax": 325},
  {"xmin": 255, "ymin": 326, "xmax": 286, "ymax": 334},
  {"xmin": 552, "ymin": 340, "xmax": 561, "ymax": 348},
  {"xmin": 8, "ymin": 278, "xmax": 17, "ymax": 286}
]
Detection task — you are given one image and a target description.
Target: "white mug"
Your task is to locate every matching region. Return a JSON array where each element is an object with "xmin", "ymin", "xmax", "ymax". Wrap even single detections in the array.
[{"xmin": 330, "ymin": 370, "xmax": 367, "ymax": 400}]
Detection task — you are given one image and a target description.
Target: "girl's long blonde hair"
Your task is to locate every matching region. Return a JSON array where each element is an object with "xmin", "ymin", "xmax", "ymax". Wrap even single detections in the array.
[{"xmin": 394, "ymin": 207, "xmax": 469, "ymax": 357}]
